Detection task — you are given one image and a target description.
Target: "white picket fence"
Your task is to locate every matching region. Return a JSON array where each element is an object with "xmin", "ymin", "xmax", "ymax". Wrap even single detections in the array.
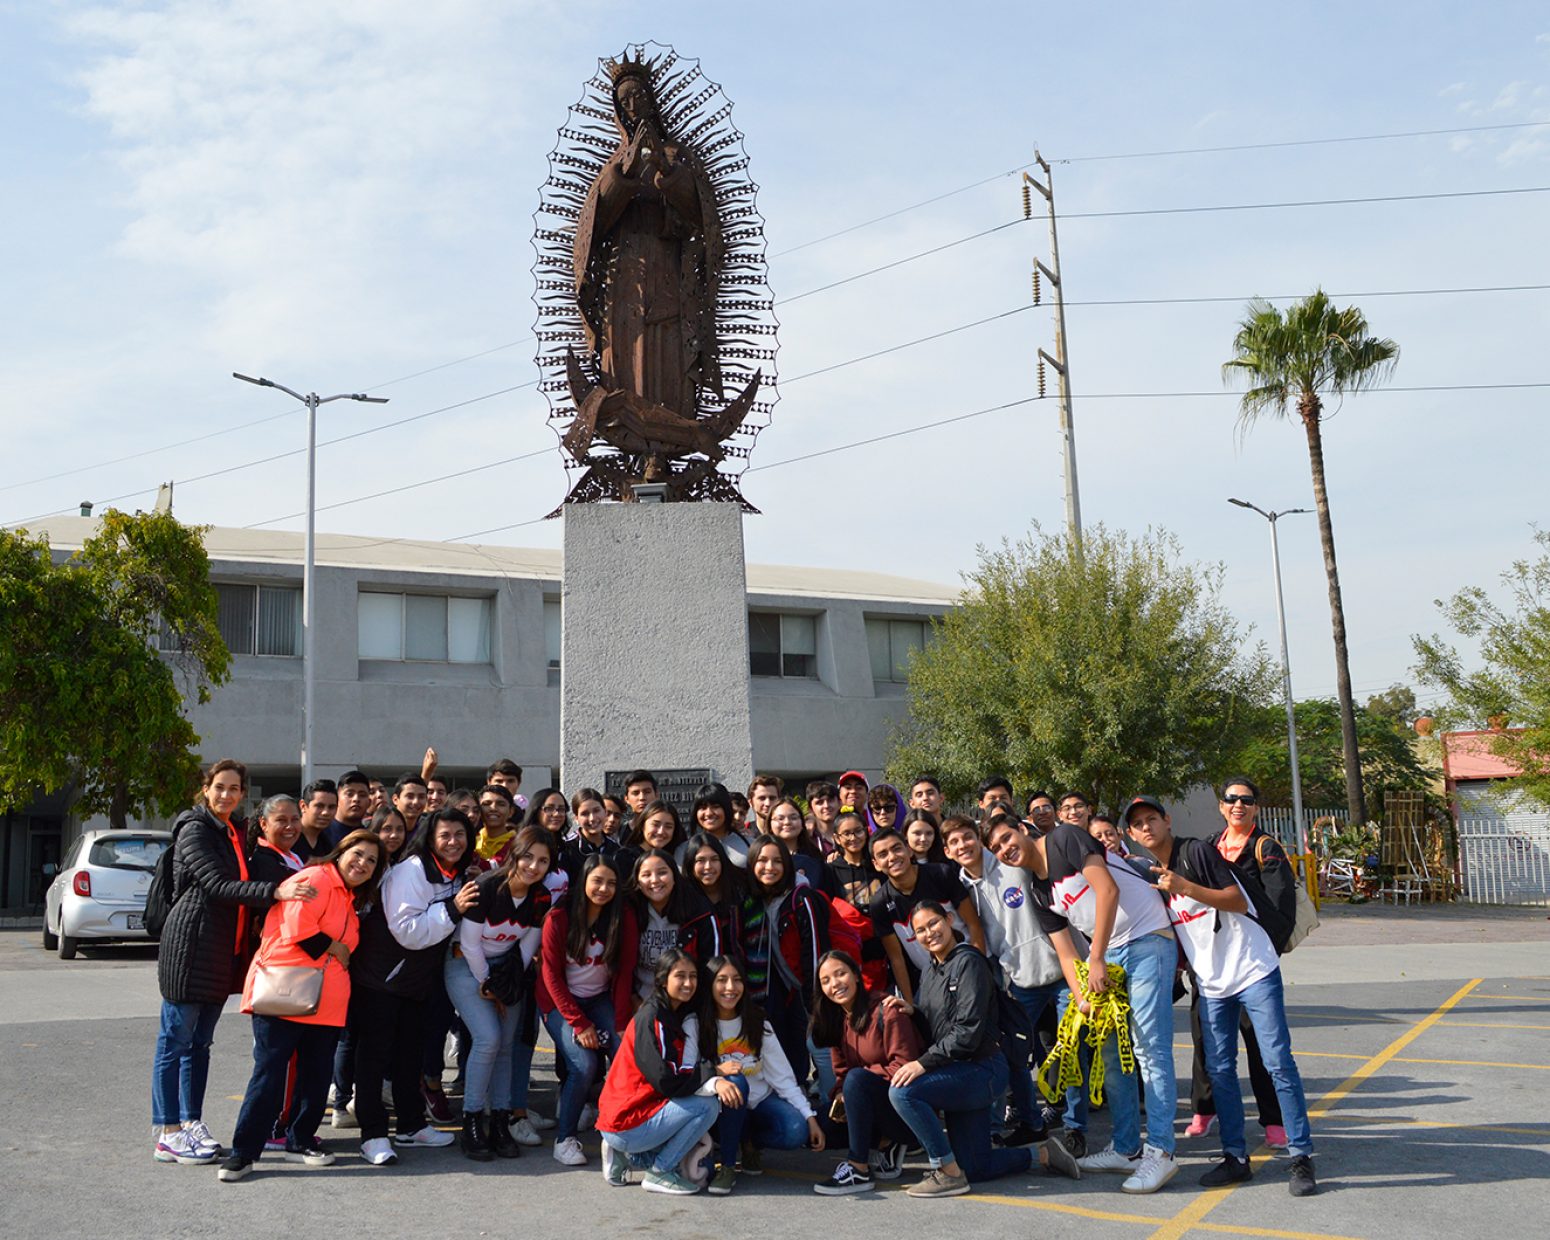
[
  {"xmin": 1458, "ymin": 814, "xmax": 1550, "ymax": 906},
  {"xmin": 1256, "ymin": 806, "xmax": 1345, "ymax": 852}
]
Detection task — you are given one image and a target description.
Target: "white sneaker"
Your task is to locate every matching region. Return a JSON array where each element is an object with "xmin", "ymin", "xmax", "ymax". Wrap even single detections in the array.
[
  {"xmin": 331, "ymin": 1098, "xmax": 359, "ymax": 1130},
  {"xmin": 602, "ymin": 1139, "xmax": 631, "ymax": 1186},
  {"xmin": 360, "ymin": 1137, "xmax": 398, "ymax": 1166},
  {"xmin": 578, "ymin": 1104, "xmax": 598, "ymax": 1131},
  {"xmin": 528, "ymin": 1110, "xmax": 557, "ymax": 1131},
  {"xmin": 182, "ymin": 1120, "xmax": 223, "ymax": 1156},
  {"xmin": 510, "ymin": 1115, "xmax": 543, "ymax": 1147},
  {"xmin": 1121, "ymin": 1145, "xmax": 1178, "ymax": 1194},
  {"xmin": 1078, "ymin": 1142, "xmax": 1142, "ymax": 1174},
  {"xmin": 553, "ymin": 1136, "xmax": 588, "ymax": 1166},
  {"xmin": 392, "ymin": 1125, "xmax": 454, "ymax": 1148},
  {"xmin": 153, "ymin": 1128, "xmax": 214, "ymax": 1165}
]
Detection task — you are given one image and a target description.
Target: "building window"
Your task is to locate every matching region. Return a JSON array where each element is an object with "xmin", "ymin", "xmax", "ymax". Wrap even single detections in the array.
[
  {"xmin": 749, "ymin": 612, "xmax": 817, "ymax": 679},
  {"xmin": 867, "ymin": 617, "xmax": 927, "ymax": 684},
  {"xmin": 163, "ymin": 583, "xmax": 300, "ymax": 656},
  {"xmin": 358, "ymin": 592, "xmax": 492, "ymax": 663},
  {"xmin": 544, "ymin": 599, "xmax": 561, "ymax": 681}
]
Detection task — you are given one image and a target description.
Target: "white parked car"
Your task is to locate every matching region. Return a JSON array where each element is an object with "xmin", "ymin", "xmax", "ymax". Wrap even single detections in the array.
[{"xmin": 42, "ymin": 830, "xmax": 171, "ymax": 960}]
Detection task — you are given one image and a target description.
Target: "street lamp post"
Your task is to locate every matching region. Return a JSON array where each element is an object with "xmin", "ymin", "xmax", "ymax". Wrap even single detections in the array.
[
  {"xmin": 1229, "ymin": 498, "xmax": 1311, "ymax": 855},
  {"xmin": 233, "ymin": 373, "xmax": 387, "ymax": 785}
]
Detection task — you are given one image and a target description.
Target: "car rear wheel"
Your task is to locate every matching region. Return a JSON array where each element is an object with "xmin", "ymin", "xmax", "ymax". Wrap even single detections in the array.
[
  {"xmin": 57, "ymin": 931, "xmax": 79, "ymax": 961},
  {"xmin": 42, "ymin": 920, "xmax": 59, "ymax": 951}
]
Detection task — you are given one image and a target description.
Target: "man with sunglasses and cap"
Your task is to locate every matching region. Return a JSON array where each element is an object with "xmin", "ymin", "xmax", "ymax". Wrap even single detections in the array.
[{"xmin": 1122, "ymin": 793, "xmax": 1317, "ymax": 1198}]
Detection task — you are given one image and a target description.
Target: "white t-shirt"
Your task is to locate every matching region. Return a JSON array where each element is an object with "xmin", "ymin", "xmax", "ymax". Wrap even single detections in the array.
[
  {"xmin": 1035, "ymin": 823, "xmax": 1172, "ymax": 948},
  {"xmin": 1166, "ymin": 838, "xmax": 1280, "ymax": 999}
]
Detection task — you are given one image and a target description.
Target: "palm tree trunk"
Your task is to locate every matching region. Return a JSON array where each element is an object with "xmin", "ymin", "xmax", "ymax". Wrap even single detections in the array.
[{"xmin": 1300, "ymin": 401, "xmax": 1367, "ymax": 825}]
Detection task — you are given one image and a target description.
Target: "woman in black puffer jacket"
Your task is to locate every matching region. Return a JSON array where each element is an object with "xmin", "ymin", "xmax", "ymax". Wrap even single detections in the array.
[{"xmin": 151, "ymin": 760, "xmax": 315, "ymax": 1166}]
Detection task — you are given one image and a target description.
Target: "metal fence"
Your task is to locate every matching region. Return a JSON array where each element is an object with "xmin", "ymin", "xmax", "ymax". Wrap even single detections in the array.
[
  {"xmin": 1458, "ymin": 814, "xmax": 1550, "ymax": 906},
  {"xmin": 1256, "ymin": 807, "xmax": 1345, "ymax": 852}
]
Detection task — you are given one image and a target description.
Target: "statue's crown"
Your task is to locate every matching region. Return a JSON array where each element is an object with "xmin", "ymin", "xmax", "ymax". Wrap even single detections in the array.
[{"xmin": 606, "ymin": 52, "xmax": 654, "ymax": 88}]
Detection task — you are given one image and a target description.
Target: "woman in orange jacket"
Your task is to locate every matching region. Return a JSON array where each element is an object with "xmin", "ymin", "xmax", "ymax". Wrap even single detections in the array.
[{"xmin": 218, "ymin": 829, "xmax": 386, "ymax": 1181}]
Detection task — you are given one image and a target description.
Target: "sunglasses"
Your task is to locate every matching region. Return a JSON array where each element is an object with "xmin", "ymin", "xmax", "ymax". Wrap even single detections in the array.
[{"xmin": 1222, "ymin": 794, "xmax": 1258, "ymax": 806}]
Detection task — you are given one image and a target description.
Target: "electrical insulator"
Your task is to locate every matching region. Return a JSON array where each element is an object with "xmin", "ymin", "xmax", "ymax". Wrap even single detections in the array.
[
  {"xmin": 1032, "ymin": 266, "xmax": 1041, "ymax": 305},
  {"xmin": 1021, "ymin": 182, "xmax": 1032, "ymax": 220},
  {"xmin": 1038, "ymin": 358, "xmax": 1047, "ymax": 398}
]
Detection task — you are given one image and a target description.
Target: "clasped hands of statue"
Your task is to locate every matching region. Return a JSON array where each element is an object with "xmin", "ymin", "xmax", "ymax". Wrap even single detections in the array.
[{"xmin": 619, "ymin": 120, "xmax": 685, "ymax": 191}]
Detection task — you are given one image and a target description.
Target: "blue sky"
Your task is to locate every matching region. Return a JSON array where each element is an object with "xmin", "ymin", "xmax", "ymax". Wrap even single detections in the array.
[{"xmin": 3, "ymin": 1, "xmax": 1547, "ymax": 720}]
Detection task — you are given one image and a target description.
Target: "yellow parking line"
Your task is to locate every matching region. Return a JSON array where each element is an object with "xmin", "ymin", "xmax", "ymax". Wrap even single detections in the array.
[
  {"xmin": 1145, "ymin": 977, "xmax": 1481, "ymax": 1240},
  {"xmin": 1437, "ymin": 1020, "xmax": 1550, "ymax": 1031},
  {"xmin": 1193, "ymin": 1226, "xmax": 1366, "ymax": 1240},
  {"xmin": 1309, "ymin": 1113, "xmax": 1548, "ymax": 1137},
  {"xmin": 1291, "ymin": 1050, "xmax": 1549, "ymax": 1072},
  {"xmin": 965, "ymin": 1193, "xmax": 1164, "ymax": 1225},
  {"xmin": 1461, "ymin": 993, "xmax": 1550, "ymax": 1002}
]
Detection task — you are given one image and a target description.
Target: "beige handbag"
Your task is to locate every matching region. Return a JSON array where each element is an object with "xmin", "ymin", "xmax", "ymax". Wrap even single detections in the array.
[{"xmin": 249, "ymin": 963, "xmax": 325, "ymax": 1017}]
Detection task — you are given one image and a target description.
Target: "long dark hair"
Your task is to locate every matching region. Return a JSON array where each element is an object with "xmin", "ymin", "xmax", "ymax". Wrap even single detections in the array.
[
  {"xmin": 409, "ymin": 807, "xmax": 474, "ymax": 874},
  {"xmin": 746, "ymin": 834, "xmax": 795, "ymax": 899},
  {"xmin": 368, "ymin": 805, "xmax": 410, "ymax": 864},
  {"xmin": 565, "ymin": 852, "xmax": 623, "ymax": 968},
  {"xmin": 809, "ymin": 950, "xmax": 879, "ymax": 1048},
  {"xmin": 496, "ymin": 825, "xmax": 553, "ymax": 889},
  {"xmin": 902, "ymin": 808, "xmax": 949, "ymax": 864},
  {"xmin": 648, "ymin": 947, "xmax": 698, "ymax": 1010},
  {"xmin": 700, "ymin": 954, "xmax": 764, "ymax": 1055},
  {"xmin": 682, "ymin": 831, "xmax": 749, "ymax": 907},
  {"xmin": 319, "ymin": 828, "xmax": 388, "ymax": 908},
  {"xmin": 628, "ymin": 848, "xmax": 695, "ymax": 925},
  {"xmin": 522, "ymin": 786, "xmax": 569, "ymax": 834},
  {"xmin": 625, "ymin": 799, "xmax": 685, "ymax": 853}
]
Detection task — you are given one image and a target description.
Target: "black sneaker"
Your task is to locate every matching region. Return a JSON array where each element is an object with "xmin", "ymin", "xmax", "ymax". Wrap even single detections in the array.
[
  {"xmin": 1200, "ymin": 1154, "xmax": 1252, "ymax": 1187},
  {"xmin": 1059, "ymin": 1128, "xmax": 1087, "ymax": 1160},
  {"xmin": 993, "ymin": 1122, "xmax": 1047, "ymax": 1148},
  {"xmin": 814, "ymin": 1161, "xmax": 875, "ymax": 1196},
  {"xmin": 1288, "ymin": 1156, "xmax": 1318, "ymax": 1197},
  {"xmin": 216, "ymin": 1155, "xmax": 254, "ymax": 1182}
]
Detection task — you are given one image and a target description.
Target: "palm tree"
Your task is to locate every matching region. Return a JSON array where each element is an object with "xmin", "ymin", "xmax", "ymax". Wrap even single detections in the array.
[{"xmin": 1223, "ymin": 290, "xmax": 1398, "ymax": 828}]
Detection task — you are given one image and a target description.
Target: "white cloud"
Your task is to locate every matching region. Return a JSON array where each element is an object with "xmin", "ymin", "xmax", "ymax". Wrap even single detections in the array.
[{"xmin": 63, "ymin": 1, "xmax": 551, "ymax": 367}]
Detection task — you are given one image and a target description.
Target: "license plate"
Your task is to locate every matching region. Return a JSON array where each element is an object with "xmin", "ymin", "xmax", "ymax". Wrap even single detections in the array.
[{"xmin": 127, "ymin": 913, "xmax": 144, "ymax": 930}]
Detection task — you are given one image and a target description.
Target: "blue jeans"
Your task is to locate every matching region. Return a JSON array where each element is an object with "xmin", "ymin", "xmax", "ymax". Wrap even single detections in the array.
[
  {"xmin": 889, "ymin": 1055, "xmax": 1034, "ymax": 1183},
  {"xmin": 601, "ymin": 1094, "xmax": 720, "ymax": 1175},
  {"xmin": 446, "ymin": 954, "xmax": 522, "ymax": 1112},
  {"xmin": 230, "ymin": 1016, "xmax": 341, "ymax": 1160},
  {"xmin": 1200, "ymin": 969, "xmax": 1313, "ymax": 1159},
  {"xmin": 543, "ymin": 993, "xmax": 616, "ymax": 1140},
  {"xmin": 1010, "ymin": 979, "xmax": 1089, "ymax": 1132},
  {"xmin": 151, "ymin": 999, "xmax": 224, "ymax": 1126},
  {"xmin": 809, "ymin": 1040, "xmax": 835, "ymax": 1105},
  {"xmin": 837, "ymin": 1067, "xmax": 915, "ymax": 1163},
  {"xmin": 713, "ymin": 1076, "xmax": 811, "ymax": 1164},
  {"xmin": 1103, "ymin": 931, "xmax": 1178, "ymax": 1156}
]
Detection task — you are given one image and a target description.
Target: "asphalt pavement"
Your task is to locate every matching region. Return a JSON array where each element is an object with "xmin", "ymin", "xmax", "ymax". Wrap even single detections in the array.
[{"xmin": 1, "ymin": 902, "xmax": 1546, "ymax": 1240}]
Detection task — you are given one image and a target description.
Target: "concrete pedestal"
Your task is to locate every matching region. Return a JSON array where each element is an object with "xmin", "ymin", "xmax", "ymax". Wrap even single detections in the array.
[{"xmin": 560, "ymin": 502, "xmax": 754, "ymax": 794}]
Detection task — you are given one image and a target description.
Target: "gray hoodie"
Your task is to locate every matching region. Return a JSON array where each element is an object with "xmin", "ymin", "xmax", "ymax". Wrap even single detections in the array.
[{"xmin": 958, "ymin": 848, "xmax": 1084, "ymax": 989}]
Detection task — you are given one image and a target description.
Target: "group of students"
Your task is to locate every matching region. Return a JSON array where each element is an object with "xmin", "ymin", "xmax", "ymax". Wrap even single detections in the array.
[{"xmin": 148, "ymin": 758, "xmax": 1317, "ymax": 1200}]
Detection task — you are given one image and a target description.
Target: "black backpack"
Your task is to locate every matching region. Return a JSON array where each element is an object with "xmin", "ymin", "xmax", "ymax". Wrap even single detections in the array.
[
  {"xmin": 143, "ymin": 830, "xmax": 181, "ymax": 941},
  {"xmin": 995, "ymin": 981, "xmax": 1037, "ymax": 1073}
]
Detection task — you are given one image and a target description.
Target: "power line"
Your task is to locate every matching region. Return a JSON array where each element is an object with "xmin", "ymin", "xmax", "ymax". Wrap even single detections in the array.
[
  {"xmin": 244, "ymin": 448, "xmax": 552, "ymax": 528},
  {"xmin": 3, "ymin": 381, "xmax": 537, "ymax": 528},
  {"xmin": 1057, "ymin": 120, "xmax": 1550, "ymax": 164},
  {"xmin": 1058, "ymin": 184, "xmax": 1550, "ymax": 222},
  {"xmin": 781, "ymin": 220, "xmax": 1026, "ymax": 304},
  {"xmin": 772, "ymin": 162, "xmax": 1037, "ymax": 257},
  {"xmin": 1061, "ymin": 282, "xmax": 1550, "ymax": 309}
]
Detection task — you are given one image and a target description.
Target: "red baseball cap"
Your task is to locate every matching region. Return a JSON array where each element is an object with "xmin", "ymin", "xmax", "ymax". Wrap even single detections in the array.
[{"xmin": 838, "ymin": 770, "xmax": 869, "ymax": 786}]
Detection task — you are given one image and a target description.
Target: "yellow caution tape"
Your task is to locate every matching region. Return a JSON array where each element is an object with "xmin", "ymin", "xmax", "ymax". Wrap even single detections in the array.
[{"xmin": 1036, "ymin": 960, "xmax": 1134, "ymax": 1107}]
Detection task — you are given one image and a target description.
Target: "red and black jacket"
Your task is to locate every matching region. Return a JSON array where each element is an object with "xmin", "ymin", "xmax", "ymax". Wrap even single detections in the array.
[{"xmin": 597, "ymin": 997, "xmax": 713, "ymax": 1133}]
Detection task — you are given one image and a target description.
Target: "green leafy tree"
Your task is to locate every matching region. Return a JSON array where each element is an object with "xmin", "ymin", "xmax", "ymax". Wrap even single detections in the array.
[
  {"xmin": 1218, "ymin": 697, "xmax": 1434, "ymax": 813},
  {"xmin": 1365, "ymin": 683, "xmax": 1418, "ymax": 728},
  {"xmin": 0, "ymin": 510, "xmax": 230, "ymax": 827},
  {"xmin": 886, "ymin": 524, "xmax": 1275, "ymax": 809},
  {"xmin": 1223, "ymin": 290, "xmax": 1399, "ymax": 827},
  {"xmin": 1413, "ymin": 530, "xmax": 1550, "ymax": 807}
]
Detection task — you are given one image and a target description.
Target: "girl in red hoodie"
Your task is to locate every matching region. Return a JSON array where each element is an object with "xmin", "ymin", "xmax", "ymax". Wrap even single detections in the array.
[{"xmin": 597, "ymin": 949, "xmax": 744, "ymax": 1196}]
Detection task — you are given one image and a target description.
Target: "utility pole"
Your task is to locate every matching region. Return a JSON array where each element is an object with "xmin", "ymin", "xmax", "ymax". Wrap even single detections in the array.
[
  {"xmin": 1023, "ymin": 152, "xmax": 1082, "ymax": 553},
  {"xmin": 1229, "ymin": 498, "xmax": 1312, "ymax": 855},
  {"xmin": 233, "ymin": 373, "xmax": 387, "ymax": 786}
]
